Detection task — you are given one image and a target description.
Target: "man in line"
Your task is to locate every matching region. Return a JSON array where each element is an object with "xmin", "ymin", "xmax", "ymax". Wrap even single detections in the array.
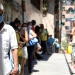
[
  {"xmin": 0, "ymin": 3, "xmax": 18, "ymax": 75},
  {"xmin": 40, "ymin": 24, "xmax": 49, "ymax": 54}
]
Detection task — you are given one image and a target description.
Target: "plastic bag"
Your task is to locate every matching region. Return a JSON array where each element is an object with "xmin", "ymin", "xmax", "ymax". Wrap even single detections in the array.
[{"xmin": 67, "ymin": 45, "xmax": 72, "ymax": 54}]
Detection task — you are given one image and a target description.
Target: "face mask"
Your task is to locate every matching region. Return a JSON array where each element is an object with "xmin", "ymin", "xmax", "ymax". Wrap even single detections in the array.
[
  {"xmin": 23, "ymin": 27, "xmax": 27, "ymax": 30},
  {"xmin": 0, "ymin": 14, "xmax": 3, "ymax": 23},
  {"xmin": 28, "ymin": 25, "xmax": 32, "ymax": 29}
]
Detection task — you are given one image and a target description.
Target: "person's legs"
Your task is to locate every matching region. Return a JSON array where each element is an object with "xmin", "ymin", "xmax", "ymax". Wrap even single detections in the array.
[
  {"xmin": 33, "ymin": 44, "xmax": 37, "ymax": 60},
  {"xmin": 41, "ymin": 41, "xmax": 46, "ymax": 54},
  {"xmin": 27, "ymin": 46, "xmax": 35, "ymax": 73},
  {"xmin": 71, "ymin": 44, "xmax": 75, "ymax": 66},
  {"xmin": 20, "ymin": 58, "xmax": 27, "ymax": 75},
  {"xmin": 20, "ymin": 46, "xmax": 28, "ymax": 75},
  {"xmin": 55, "ymin": 47, "xmax": 59, "ymax": 53}
]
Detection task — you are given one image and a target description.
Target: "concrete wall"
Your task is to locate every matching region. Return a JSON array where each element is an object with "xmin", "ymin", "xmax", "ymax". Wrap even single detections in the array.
[
  {"xmin": 25, "ymin": 0, "xmax": 55, "ymax": 37},
  {"xmin": 2, "ymin": 0, "xmax": 22, "ymax": 24},
  {"xmin": 25, "ymin": 0, "xmax": 43, "ymax": 25}
]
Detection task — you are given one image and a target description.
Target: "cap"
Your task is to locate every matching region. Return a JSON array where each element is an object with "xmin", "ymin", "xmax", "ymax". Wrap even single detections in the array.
[
  {"xmin": 69, "ymin": 42, "xmax": 72, "ymax": 45},
  {"xmin": 0, "ymin": 3, "xmax": 4, "ymax": 12}
]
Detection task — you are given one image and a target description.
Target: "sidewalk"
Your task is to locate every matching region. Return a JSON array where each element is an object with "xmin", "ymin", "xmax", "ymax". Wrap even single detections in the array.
[
  {"xmin": 65, "ymin": 54, "xmax": 75, "ymax": 75},
  {"xmin": 24, "ymin": 53, "xmax": 71, "ymax": 75}
]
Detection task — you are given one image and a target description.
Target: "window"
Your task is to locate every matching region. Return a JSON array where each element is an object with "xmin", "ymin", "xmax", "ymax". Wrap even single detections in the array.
[
  {"xmin": 66, "ymin": 18, "xmax": 71, "ymax": 21},
  {"xmin": 31, "ymin": 0, "xmax": 40, "ymax": 10},
  {"xmin": 62, "ymin": 7, "xmax": 65, "ymax": 11},
  {"xmin": 68, "ymin": 7, "xmax": 74, "ymax": 14},
  {"xmin": 66, "ymin": 0, "xmax": 71, "ymax": 5},
  {"xmin": 66, "ymin": 10, "xmax": 70, "ymax": 13},
  {"xmin": 62, "ymin": 15, "xmax": 65, "ymax": 18},
  {"xmin": 62, "ymin": 22, "xmax": 65, "ymax": 25},
  {"xmin": 65, "ymin": 26, "xmax": 70, "ymax": 30}
]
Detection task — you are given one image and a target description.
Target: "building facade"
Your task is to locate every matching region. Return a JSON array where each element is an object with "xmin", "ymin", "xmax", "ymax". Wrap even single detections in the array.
[
  {"xmin": 1, "ymin": 0, "xmax": 22, "ymax": 24},
  {"xmin": 62, "ymin": 0, "xmax": 75, "ymax": 35},
  {"xmin": 0, "ymin": 0, "xmax": 55, "ymax": 37},
  {"xmin": 25, "ymin": 0, "xmax": 55, "ymax": 37},
  {"xmin": 61, "ymin": 0, "xmax": 75, "ymax": 50}
]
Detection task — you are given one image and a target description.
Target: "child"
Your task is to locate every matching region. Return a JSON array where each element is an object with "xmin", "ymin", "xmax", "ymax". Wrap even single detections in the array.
[{"xmin": 55, "ymin": 39, "xmax": 60, "ymax": 53}]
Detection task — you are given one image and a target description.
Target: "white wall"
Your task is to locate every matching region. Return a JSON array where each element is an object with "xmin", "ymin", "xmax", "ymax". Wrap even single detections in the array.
[{"xmin": 25, "ymin": 0, "xmax": 43, "ymax": 25}]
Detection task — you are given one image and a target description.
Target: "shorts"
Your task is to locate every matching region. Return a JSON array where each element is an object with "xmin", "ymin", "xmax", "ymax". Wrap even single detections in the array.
[
  {"xmin": 37, "ymin": 43, "xmax": 41, "ymax": 48},
  {"xmin": 22, "ymin": 46, "xmax": 28, "ymax": 59}
]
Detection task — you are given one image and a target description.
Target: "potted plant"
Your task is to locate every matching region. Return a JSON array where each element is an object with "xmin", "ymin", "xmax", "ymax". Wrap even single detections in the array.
[
  {"xmin": 43, "ymin": 1, "xmax": 49, "ymax": 16},
  {"xmin": 61, "ymin": 40, "xmax": 68, "ymax": 53}
]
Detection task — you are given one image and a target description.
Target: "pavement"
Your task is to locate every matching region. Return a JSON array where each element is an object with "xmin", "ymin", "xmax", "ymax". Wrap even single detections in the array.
[
  {"xmin": 65, "ymin": 53, "xmax": 75, "ymax": 75},
  {"xmin": 24, "ymin": 53, "xmax": 71, "ymax": 75}
]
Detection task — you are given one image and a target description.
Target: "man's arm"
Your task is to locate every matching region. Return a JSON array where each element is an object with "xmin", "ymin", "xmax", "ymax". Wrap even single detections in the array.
[
  {"xmin": 11, "ymin": 49, "xmax": 18, "ymax": 75},
  {"xmin": 9, "ymin": 26, "xmax": 19, "ymax": 75}
]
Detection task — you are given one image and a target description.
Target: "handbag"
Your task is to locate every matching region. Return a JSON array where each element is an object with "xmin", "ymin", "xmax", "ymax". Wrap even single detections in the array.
[
  {"xmin": 28, "ymin": 30, "xmax": 38, "ymax": 46},
  {"xmin": 29, "ymin": 38, "xmax": 38, "ymax": 46}
]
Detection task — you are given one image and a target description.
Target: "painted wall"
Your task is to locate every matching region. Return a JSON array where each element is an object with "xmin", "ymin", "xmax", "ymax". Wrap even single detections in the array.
[
  {"xmin": 2, "ymin": 0, "xmax": 22, "ymax": 24},
  {"xmin": 42, "ymin": 0, "xmax": 55, "ymax": 37},
  {"xmin": 25, "ymin": 0, "xmax": 43, "ymax": 25}
]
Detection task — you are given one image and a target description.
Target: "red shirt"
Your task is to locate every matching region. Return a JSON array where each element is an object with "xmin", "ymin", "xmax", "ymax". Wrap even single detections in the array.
[{"xmin": 31, "ymin": 26, "xmax": 35, "ymax": 31}]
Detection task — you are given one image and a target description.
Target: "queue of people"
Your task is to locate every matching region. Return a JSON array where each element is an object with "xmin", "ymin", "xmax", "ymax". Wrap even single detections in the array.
[{"xmin": 0, "ymin": 3, "xmax": 59, "ymax": 75}]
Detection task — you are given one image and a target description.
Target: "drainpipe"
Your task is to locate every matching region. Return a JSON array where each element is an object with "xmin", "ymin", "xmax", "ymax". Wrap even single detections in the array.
[
  {"xmin": 22, "ymin": 0, "xmax": 26, "ymax": 23},
  {"xmin": 59, "ymin": 0, "xmax": 61, "ymax": 44}
]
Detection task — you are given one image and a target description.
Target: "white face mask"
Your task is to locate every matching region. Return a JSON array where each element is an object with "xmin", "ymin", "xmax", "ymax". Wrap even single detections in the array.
[
  {"xmin": 28, "ymin": 25, "xmax": 32, "ymax": 29},
  {"xmin": 23, "ymin": 27, "xmax": 27, "ymax": 30}
]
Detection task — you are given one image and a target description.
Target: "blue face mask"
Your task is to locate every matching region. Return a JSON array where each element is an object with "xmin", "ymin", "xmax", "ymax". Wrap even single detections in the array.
[{"xmin": 0, "ymin": 14, "xmax": 3, "ymax": 23}]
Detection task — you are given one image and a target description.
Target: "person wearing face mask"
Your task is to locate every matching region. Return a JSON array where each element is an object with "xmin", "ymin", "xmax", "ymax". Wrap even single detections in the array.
[
  {"xmin": 14, "ymin": 18, "xmax": 21, "ymax": 31},
  {"xmin": 28, "ymin": 22, "xmax": 32, "ymax": 30},
  {"xmin": 27, "ymin": 22, "xmax": 37, "ymax": 73},
  {"xmin": 19, "ymin": 23, "xmax": 28, "ymax": 75},
  {"xmin": 0, "ymin": 3, "xmax": 19, "ymax": 75}
]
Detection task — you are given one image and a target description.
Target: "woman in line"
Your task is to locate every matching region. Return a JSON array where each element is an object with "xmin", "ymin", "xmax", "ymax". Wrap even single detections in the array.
[
  {"xmin": 19, "ymin": 23, "xmax": 28, "ymax": 75},
  {"xmin": 27, "ymin": 22, "xmax": 37, "ymax": 73}
]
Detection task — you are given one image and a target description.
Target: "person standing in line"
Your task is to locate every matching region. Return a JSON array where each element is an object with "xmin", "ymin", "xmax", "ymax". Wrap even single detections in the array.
[
  {"xmin": 40, "ymin": 24, "xmax": 49, "ymax": 54},
  {"xmin": 27, "ymin": 22, "xmax": 37, "ymax": 73},
  {"xmin": 54, "ymin": 39, "xmax": 60, "ymax": 53},
  {"xmin": 48, "ymin": 35, "xmax": 55, "ymax": 53},
  {"xmin": 31, "ymin": 20, "xmax": 36, "ymax": 31},
  {"xmin": 71, "ymin": 21, "xmax": 75, "ymax": 66},
  {"xmin": 19, "ymin": 23, "xmax": 28, "ymax": 75},
  {"xmin": 0, "ymin": 3, "xmax": 18, "ymax": 75}
]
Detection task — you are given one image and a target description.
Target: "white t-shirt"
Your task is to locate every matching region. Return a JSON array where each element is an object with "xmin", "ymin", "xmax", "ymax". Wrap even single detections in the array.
[
  {"xmin": 0, "ymin": 24, "xmax": 18, "ymax": 75},
  {"xmin": 27, "ymin": 29, "xmax": 33, "ymax": 46},
  {"xmin": 72, "ymin": 28, "xmax": 75, "ymax": 43}
]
